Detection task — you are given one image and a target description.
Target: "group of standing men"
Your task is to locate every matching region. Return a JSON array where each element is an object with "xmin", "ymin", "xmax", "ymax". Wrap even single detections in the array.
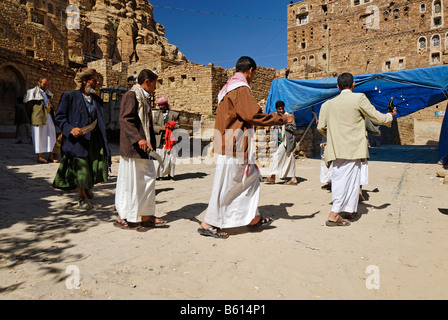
[{"xmin": 23, "ymin": 55, "xmax": 396, "ymax": 237}]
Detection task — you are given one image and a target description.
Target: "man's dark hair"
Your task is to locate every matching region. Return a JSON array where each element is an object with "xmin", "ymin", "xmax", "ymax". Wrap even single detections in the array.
[
  {"xmin": 275, "ymin": 100, "xmax": 285, "ymax": 110},
  {"xmin": 235, "ymin": 56, "xmax": 257, "ymax": 73},
  {"xmin": 337, "ymin": 72, "xmax": 354, "ymax": 90},
  {"xmin": 138, "ymin": 69, "xmax": 158, "ymax": 85}
]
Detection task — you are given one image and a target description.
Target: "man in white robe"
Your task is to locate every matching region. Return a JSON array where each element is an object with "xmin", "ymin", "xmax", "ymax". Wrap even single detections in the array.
[
  {"xmin": 265, "ymin": 100, "xmax": 297, "ymax": 185},
  {"xmin": 197, "ymin": 57, "xmax": 294, "ymax": 238},
  {"xmin": 24, "ymin": 77, "xmax": 57, "ymax": 163},
  {"xmin": 114, "ymin": 70, "xmax": 166, "ymax": 230},
  {"xmin": 317, "ymin": 73, "xmax": 396, "ymax": 226}
]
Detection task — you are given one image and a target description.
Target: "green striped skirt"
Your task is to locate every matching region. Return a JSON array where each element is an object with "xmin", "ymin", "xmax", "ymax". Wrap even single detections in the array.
[{"xmin": 52, "ymin": 130, "xmax": 108, "ymax": 191}]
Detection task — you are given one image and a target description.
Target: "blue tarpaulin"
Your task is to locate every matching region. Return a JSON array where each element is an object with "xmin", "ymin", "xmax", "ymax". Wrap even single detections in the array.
[{"xmin": 265, "ymin": 65, "xmax": 448, "ymax": 161}]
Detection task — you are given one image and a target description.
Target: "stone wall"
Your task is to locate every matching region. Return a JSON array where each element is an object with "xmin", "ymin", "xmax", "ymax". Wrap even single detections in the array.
[
  {"xmin": 0, "ymin": 47, "xmax": 76, "ymax": 126},
  {"xmin": 153, "ymin": 62, "xmax": 277, "ymax": 116},
  {"xmin": 0, "ymin": 0, "xmax": 69, "ymax": 66},
  {"xmin": 88, "ymin": 59, "xmax": 128, "ymax": 88}
]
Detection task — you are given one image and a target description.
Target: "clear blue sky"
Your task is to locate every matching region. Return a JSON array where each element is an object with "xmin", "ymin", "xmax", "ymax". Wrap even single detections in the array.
[{"xmin": 151, "ymin": 0, "xmax": 292, "ymax": 70}]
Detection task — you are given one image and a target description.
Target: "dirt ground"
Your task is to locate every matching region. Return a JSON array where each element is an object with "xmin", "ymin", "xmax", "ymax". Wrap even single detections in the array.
[{"xmin": 1, "ymin": 137, "xmax": 448, "ymax": 300}]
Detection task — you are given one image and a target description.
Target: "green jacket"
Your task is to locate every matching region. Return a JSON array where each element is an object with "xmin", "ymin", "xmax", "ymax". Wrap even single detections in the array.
[{"xmin": 26, "ymin": 100, "xmax": 47, "ymax": 126}]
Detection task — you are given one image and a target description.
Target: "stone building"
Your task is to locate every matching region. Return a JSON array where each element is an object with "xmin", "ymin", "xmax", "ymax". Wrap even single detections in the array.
[
  {"xmin": 287, "ymin": 0, "xmax": 448, "ymax": 145},
  {"xmin": 0, "ymin": 0, "xmax": 75, "ymax": 126}
]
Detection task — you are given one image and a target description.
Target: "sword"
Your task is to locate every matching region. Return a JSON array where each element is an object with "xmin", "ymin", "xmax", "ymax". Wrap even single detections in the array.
[
  {"xmin": 146, "ymin": 147, "xmax": 163, "ymax": 166},
  {"xmin": 79, "ymin": 119, "xmax": 98, "ymax": 135}
]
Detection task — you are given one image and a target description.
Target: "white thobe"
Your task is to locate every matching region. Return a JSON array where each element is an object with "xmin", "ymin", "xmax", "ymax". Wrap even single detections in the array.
[
  {"xmin": 331, "ymin": 159, "xmax": 361, "ymax": 214},
  {"xmin": 269, "ymin": 125, "xmax": 295, "ymax": 179},
  {"xmin": 155, "ymin": 148, "xmax": 176, "ymax": 178},
  {"xmin": 115, "ymin": 156, "xmax": 156, "ymax": 223},
  {"xmin": 31, "ymin": 113, "xmax": 56, "ymax": 154},
  {"xmin": 360, "ymin": 161, "xmax": 368, "ymax": 186},
  {"xmin": 204, "ymin": 154, "xmax": 261, "ymax": 228}
]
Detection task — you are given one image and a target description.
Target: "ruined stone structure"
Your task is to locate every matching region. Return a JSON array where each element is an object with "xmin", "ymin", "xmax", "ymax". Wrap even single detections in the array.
[{"xmin": 287, "ymin": 0, "xmax": 448, "ymax": 145}]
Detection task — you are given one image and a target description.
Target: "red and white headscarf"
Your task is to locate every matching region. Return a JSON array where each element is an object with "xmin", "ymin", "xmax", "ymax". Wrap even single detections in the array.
[{"xmin": 217, "ymin": 72, "xmax": 251, "ymax": 105}]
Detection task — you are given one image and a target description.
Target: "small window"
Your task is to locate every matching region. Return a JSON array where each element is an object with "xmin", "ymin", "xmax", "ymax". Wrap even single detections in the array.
[
  {"xmin": 434, "ymin": 17, "xmax": 442, "ymax": 26},
  {"xmin": 25, "ymin": 35, "xmax": 34, "ymax": 46},
  {"xmin": 419, "ymin": 37, "xmax": 427, "ymax": 49},
  {"xmin": 432, "ymin": 35, "xmax": 440, "ymax": 46},
  {"xmin": 434, "ymin": 1, "xmax": 442, "ymax": 14},
  {"xmin": 46, "ymin": 39, "xmax": 53, "ymax": 50},
  {"xmin": 398, "ymin": 59, "xmax": 404, "ymax": 68},
  {"xmin": 421, "ymin": 3, "xmax": 426, "ymax": 12},
  {"xmin": 309, "ymin": 55, "xmax": 315, "ymax": 66},
  {"xmin": 31, "ymin": 12, "xmax": 45, "ymax": 25},
  {"xmin": 297, "ymin": 14, "xmax": 308, "ymax": 25},
  {"xmin": 432, "ymin": 52, "xmax": 441, "ymax": 63},
  {"xmin": 385, "ymin": 61, "xmax": 391, "ymax": 70},
  {"xmin": 26, "ymin": 50, "xmax": 35, "ymax": 57},
  {"xmin": 354, "ymin": 0, "xmax": 360, "ymax": 5},
  {"xmin": 101, "ymin": 91, "xmax": 110, "ymax": 103}
]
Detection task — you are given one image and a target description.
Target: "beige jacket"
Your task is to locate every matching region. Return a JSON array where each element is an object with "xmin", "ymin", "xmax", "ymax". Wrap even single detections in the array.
[{"xmin": 317, "ymin": 90, "xmax": 392, "ymax": 166}]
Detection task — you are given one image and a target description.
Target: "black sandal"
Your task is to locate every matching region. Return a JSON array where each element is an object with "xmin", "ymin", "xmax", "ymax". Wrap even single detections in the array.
[
  {"xmin": 198, "ymin": 226, "xmax": 229, "ymax": 239},
  {"xmin": 249, "ymin": 216, "xmax": 274, "ymax": 228}
]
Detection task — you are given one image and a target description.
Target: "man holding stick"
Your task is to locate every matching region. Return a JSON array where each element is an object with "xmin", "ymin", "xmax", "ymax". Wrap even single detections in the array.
[{"xmin": 317, "ymin": 72, "xmax": 396, "ymax": 226}]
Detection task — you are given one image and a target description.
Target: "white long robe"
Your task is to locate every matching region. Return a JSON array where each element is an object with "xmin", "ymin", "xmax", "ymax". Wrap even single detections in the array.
[
  {"xmin": 31, "ymin": 114, "xmax": 56, "ymax": 154},
  {"xmin": 204, "ymin": 154, "xmax": 261, "ymax": 228},
  {"xmin": 115, "ymin": 156, "xmax": 156, "ymax": 223},
  {"xmin": 360, "ymin": 161, "xmax": 369, "ymax": 186},
  {"xmin": 269, "ymin": 125, "xmax": 295, "ymax": 179},
  {"xmin": 331, "ymin": 159, "xmax": 361, "ymax": 214},
  {"xmin": 155, "ymin": 147, "xmax": 176, "ymax": 178}
]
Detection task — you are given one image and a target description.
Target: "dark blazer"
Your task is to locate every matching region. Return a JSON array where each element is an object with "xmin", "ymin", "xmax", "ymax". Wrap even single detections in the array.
[
  {"xmin": 119, "ymin": 91, "xmax": 156, "ymax": 159},
  {"xmin": 55, "ymin": 90, "xmax": 109, "ymax": 158}
]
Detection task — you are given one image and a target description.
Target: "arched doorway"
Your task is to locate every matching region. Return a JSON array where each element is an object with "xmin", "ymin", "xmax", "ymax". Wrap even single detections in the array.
[{"xmin": 0, "ymin": 65, "xmax": 26, "ymax": 126}]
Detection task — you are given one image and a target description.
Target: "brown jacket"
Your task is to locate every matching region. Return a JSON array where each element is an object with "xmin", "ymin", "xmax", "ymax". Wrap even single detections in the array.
[
  {"xmin": 119, "ymin": 91, "xmax": 156, "ymax": 159},
  {"xmin": 214, "ymin": 86, "xmax": 289, "ymax": 158}
]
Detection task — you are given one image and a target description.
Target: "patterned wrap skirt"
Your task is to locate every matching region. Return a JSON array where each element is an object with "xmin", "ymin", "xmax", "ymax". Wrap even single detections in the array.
[{"xmin": 52, "ymin": 130, "xmax": 108, "ymax": 191}]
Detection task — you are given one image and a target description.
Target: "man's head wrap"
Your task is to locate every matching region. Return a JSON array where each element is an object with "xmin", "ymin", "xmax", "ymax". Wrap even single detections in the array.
[
  {"xmin": 75, "ymin": 68, "xmax": 98, "ymax": 89},
  {"xmin": 156, "ymin": 97, "xmax": 169, "ymax": 105}
]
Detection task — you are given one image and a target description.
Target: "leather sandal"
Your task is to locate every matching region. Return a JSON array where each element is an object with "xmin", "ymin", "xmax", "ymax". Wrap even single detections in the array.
[
  {"xmin": 37, "ymin": 157, "xmax": 48, "ymax": 164},
  {"xmin": 326, "ymin": 215, "xmax": 351, "ymax": 227}
]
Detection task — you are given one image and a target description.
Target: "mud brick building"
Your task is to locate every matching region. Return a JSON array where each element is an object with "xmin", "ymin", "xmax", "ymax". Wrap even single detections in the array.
[{"xmin": 287, "ymin": 0, "xmax": 448, "ymax": 145}]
